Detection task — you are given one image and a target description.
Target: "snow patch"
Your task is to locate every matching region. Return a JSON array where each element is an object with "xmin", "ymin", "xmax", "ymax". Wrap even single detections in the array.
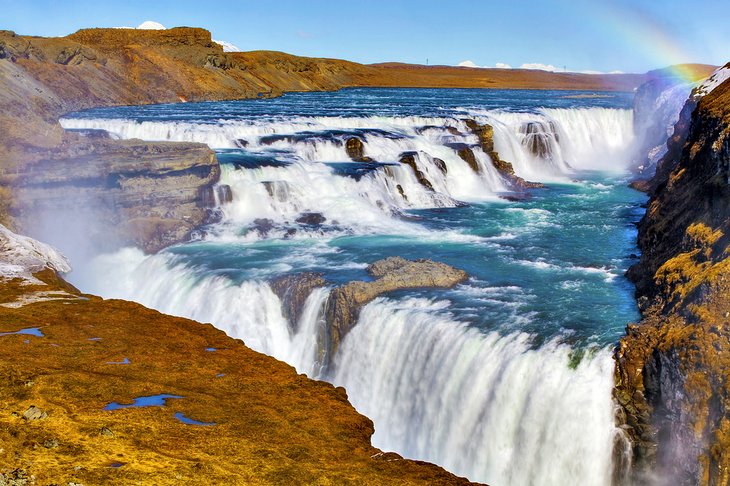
[
  {"xmin": 0, "ymin": 224, "xmax": 70, "ymax": 285},
  {"xmin": 213, "ymin": 39, "xmax": 241, "ymax": 52},
  {"xmin": 695, "ymin": 65, "xmax": 730, "ymax": 97}
]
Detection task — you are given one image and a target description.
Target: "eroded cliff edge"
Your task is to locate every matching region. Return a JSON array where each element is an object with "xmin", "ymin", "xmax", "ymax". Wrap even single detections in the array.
[
  {"xmin": 0, "ymin": 225, "xmax": 476, "ymax": 485},
  {"xmin": 615, "ymin": 66, "xmax": 730, "ymax": 485}
]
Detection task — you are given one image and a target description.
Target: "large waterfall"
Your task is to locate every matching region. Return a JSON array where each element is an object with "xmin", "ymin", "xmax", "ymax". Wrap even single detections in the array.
[{"xmin": 63, "ymin": 89, "xmax": 641, "ymax": 486}]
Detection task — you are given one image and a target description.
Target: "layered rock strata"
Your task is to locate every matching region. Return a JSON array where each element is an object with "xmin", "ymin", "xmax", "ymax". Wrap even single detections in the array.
[{"xmin": 325, "ymin": 257, "xmax": 468, "ymax": 366}]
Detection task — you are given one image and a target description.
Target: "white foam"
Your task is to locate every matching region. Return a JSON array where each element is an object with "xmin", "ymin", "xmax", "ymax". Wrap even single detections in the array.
[{"xmin": 332, "ymin": 297, "xmax": 621, "ymax": 486}]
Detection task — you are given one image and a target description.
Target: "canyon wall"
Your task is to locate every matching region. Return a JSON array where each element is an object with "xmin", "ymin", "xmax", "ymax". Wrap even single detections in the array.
[{"xmin": 615, "ymin": 66, "xmax": 730, "ymax": 485}]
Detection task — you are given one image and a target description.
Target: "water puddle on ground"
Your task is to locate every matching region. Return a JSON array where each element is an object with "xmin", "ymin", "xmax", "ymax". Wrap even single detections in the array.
[
  {"xmin": 105, "ymin": 357, "xmax": 130, "ymax": 365},
  {"xmin": 104, "ymin": 394, "xmax": 183, "ymax": 411},
  {"xmin": 174, "ymin": 412, "xmax": 216, "ymax": 426},
  {"xmin": 0, "ymin": 327, "xmax": 44, "ymax": 337}
]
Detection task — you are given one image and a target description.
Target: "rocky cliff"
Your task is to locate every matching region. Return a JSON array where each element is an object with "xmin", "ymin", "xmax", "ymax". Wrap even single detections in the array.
[{"xmin": 615, "ymin": 65, "xmax": 730, "ymax": 485}]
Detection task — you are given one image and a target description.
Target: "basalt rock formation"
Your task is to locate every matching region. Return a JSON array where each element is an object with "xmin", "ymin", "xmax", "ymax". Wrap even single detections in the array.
[
  {"xmin": 323, "ymin": 257, "xmax": 468, "ymax": 364},
  {"xmin": 0, "ymin": 227, "xmax": 477, "ymax": 485},
  {"xmin": 462, "ymin": 119, "xmax": 543, "ymax": 189},
  {"xmin": 270, "ymin": 272, "xmax": 326, "ymax": 332},
  {"xmin": 615, "ymin": 67, "xmax": 730, "ymax": 485}
]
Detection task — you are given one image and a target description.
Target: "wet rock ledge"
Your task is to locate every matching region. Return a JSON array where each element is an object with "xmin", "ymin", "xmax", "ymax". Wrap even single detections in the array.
[{"xmin": 271, "ymin": 257, "xmax": 469, "ymax": 367}]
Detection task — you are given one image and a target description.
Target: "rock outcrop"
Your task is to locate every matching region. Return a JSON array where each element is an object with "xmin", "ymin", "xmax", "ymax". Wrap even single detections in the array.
[
  {"xmin": 631, "ymin": 65, "xmax": 716, "ymax": 178},
  {"xmin": 270, "ymin": 272, "xmax": 326, "ymax": 331},
  {"xmin": 615, "ymin": 66, "xmax": 730, "ymax": 485},
  {"xmin": 323, "ymin": 257, "xmax": 468, "ymax": 364},
  {"xmin": 462, "ymin": 119, "xmax": 543, "ymax": 190},
  {"xmin": 399, "ymin": 152, "xmax": 435, "ymax": 191},
  {"xmin": 7, "ymin": 138, "xmax": 220, "ymax": 253}
]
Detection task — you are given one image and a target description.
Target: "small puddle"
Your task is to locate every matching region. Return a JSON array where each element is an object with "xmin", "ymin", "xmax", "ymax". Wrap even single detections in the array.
[
  {"xmin": 88, "ymin": 337, "xmax": 102, "ymax": 341},
  {"xmin": 104, "ymin": 394, "xmax": 183, "ymax": 411},
  {"xmin": 205, "ymin": 347, "xmax": 217, "ymax": 352},
  {"xmin": 105, "ymin": 358, "xmax": 130, "ymax": 365},
  {"xmin": 107, "ymin": 461, "xmax": 126, "ymax": 468},
  {"xmin": 174, "ymin": 412, "xmax": 216, "ymax": 426},
  {"xmin": 216, "ymin": 373, "xmax": 226, "ymax": 378},
  {"xmin": 0, "ymin": 327, "xmax": 44, "ymax": 337}
]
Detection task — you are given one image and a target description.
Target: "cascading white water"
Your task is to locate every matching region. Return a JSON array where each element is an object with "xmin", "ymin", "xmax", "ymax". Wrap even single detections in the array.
[
  {"xmin": 78, "ymin": 246, "xmax": 624, "ymax": 486},
  {"xmin": 64, "ymin": 101, "xmax": 639, "ymax": 486},
  {"xmin": 332, "ymin": 297, "xmax": 621, "ymax": 486},
  {"xmin": 61, "ymin": 108, "xmax": 635, "ymax": 230}
]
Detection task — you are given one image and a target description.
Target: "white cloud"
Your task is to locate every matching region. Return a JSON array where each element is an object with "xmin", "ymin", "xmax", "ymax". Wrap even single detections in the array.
[
  {"xmin": 213, "ymin": 39, "xmax": 241, "ymax": 52},
  {"xmin": 519, "ymin": 63, "xmax": 558, "ymax": 72},
  {"xmin": 137, "ymin": 21, "xmax": 166, "ymax": 30},
  {"xmin": 457, "ymin": 60, "xmax": 616, "ymax": 74}
]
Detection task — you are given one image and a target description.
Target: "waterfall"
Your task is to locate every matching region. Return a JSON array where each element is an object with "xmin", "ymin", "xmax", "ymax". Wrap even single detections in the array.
[
  {"xmin": 63, "ymin": 97, "xmax": 639, "ymax": 486},
  {"xmin": 61, "ymin": 107, "xmax": 635, "ymax": 235},
  {"xmin": 331, "ymin": 297, "xmax": 620, "ymax": 486},
  {"xmin": 74, "ymin": 247, "xmax": 624, "ymax": 486}
]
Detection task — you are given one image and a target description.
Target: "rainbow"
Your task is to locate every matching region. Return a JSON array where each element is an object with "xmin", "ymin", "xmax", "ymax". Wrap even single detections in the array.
[{"xmin": 593, "ymin": 3, "xmax": 714, "ymax": 82}]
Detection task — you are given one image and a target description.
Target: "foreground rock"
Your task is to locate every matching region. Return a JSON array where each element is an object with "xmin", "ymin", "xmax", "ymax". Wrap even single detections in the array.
[
  {"xmin": 0, "ymin": 234, "xmax": 477, "ymax": 485},
  {"xmin": 615, "ymin": 65, "xmax": 730, "ymax": 485},
  {"xmin": 270, "ymin": 272, "xmax": 326, "ymax": 331},
  {"xmin": 324, "ymin": 257, "xmax": 468, "ymax": 363}
]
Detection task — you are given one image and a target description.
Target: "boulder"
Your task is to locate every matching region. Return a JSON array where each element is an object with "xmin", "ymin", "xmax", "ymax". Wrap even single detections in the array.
[
  {"xmin": 295, "ymin": 212, "xmax": 326, "ymax": 226},
  {"xmin": 22, "ymin": 405, "xmax": 47, "ymax": 421},
  {"xmin": 345, "ymin": 137, "xmax": 372, "ymax": 162}
]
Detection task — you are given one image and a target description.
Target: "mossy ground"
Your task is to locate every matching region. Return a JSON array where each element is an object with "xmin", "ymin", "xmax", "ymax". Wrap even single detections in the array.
[{"xmin": 0, "ymin": 277, "xmax": 474, "ymax": 485}]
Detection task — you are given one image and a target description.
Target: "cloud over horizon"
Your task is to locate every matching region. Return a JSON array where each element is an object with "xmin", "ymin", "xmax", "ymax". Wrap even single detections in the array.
[{"xmin": 457, "ymin": 60, "xmax": 622, "ymax": 74}]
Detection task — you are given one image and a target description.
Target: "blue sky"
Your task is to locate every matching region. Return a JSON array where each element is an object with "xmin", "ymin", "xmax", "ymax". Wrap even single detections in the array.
[{"xmin": 3, "ymin": 0, "xmax": 729, "ymax": 73}]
